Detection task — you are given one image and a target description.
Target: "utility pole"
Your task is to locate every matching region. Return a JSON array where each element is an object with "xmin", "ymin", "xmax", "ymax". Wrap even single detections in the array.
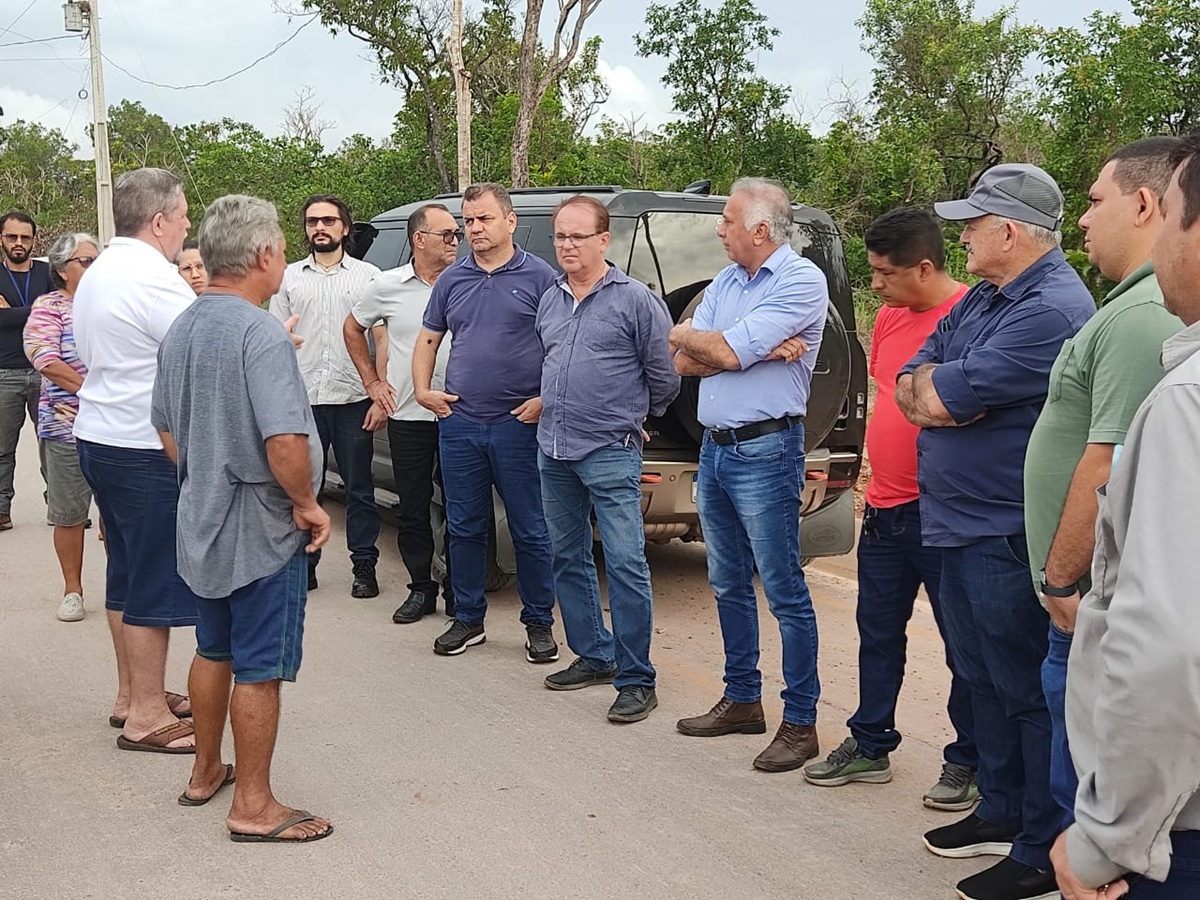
[{"xmin": 64, "ymin": 1, "xmax": 114, "ymax": 245}]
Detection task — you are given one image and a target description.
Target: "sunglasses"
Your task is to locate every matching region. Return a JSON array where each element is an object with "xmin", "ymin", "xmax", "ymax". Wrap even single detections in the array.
[
  {"xmin": 304, "ymin": 216, "xmax": 342, "ymax": 228},
  {"xmin": 67, "ymin": 256, "xmax": 97, "ymax": 268},
  {"xmin": 418, "ymin": 229, "xmax": 463, "ymax": 245}
]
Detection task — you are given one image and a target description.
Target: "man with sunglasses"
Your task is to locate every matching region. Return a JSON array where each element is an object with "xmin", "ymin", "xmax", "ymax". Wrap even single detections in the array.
[
  {"xmin": 344, "ymin": 203, "xmax": 462, "ymax": 624},
  {"xmin": 270, "ymin": 194, "xmax": 383, "ymax": 599},
  {"xmin": 0, "ymin": 211, "xmax": 52, "ymax": 531}
]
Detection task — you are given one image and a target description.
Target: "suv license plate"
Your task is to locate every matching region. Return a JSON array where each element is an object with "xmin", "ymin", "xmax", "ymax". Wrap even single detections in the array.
[{"xmin": 691, "ymin": 474, "xmax": 698, "ymax": 503}]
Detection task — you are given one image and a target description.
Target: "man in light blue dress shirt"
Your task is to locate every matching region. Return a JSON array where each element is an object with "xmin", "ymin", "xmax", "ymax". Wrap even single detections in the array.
[{"xmin": 671, "ymin": 177, "xmax": 829, "ymax": 773}]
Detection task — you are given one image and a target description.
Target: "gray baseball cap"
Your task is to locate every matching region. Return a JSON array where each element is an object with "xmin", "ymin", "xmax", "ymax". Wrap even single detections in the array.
[{"xmin": 934, "ymin": 163, "xmax": 1064, "ymax": 231}]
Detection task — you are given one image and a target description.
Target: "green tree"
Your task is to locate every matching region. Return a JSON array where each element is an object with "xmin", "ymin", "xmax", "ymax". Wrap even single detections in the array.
[
  {"xmin": 634, "ymin": 0, "xmax": 801, "ymax": 191},
  {"xmin": 859, "ymin": 0, "xmax": 1041, "ymax": 198},
  {"xmin": 0, "ymin": 121, "xmax": 93, "ymax": 243}
]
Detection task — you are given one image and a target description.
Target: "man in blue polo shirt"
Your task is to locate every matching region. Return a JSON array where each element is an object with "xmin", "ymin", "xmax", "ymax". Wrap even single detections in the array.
[
  {"xmin": 897, "ymin": 164, "xmax": 1096, "ymax": 900},
  {"xmin": 671, "ymin": 177, "xmax": 827, "ymax": 774},
  {"xmin": 413, "ymin": 182, "xmax": 560, "ymax": 662}
]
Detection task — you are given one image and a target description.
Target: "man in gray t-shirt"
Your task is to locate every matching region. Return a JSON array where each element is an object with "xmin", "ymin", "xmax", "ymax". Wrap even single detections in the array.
[{"xmin": 151, "ymin": 195, "xmax": 333, "ymax": 844}]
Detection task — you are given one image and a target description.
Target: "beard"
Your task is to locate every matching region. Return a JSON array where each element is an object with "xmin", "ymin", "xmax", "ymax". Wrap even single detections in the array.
[
  {"xmin": 310, "ymin": 234, "xmax": 343, "ymax": 253},
  {"xmin": 3, "ymin": 244, "xmax": 29, "ymax": 264}
]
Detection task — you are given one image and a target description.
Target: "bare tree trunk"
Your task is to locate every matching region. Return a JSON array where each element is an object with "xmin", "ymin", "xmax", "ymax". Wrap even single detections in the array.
[
  {"xmin": 511, "ymin": 0, "xmax": 603, "ymax": 187},
  {"xmin": 449, "ymin": 0, "xmax": 472, "ymax": 189}
]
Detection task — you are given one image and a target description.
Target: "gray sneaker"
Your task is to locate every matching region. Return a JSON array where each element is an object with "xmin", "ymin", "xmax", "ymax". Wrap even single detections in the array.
[
  {"xmin": 924, "ymin": 762, "xmax": 980, "ymax": 811},
  {"xmin": 803, "ymin": 736, "xmax": 892, "ymax": 786}
]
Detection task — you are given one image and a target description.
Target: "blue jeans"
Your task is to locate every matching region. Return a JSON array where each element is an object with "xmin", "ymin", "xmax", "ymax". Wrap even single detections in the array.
[
  {"xmin": 1125, "ymin": 831, "xmax": 1200, "ymax": 897},
  {"xmin": 696, "ymin": 422, "xmax": 819, "ymax": 725},
  {"xmin": 312, "ymin": 399, "xmax": 380, "ymax": 566},
  {"xmin": 0, "ymin": 367, "xmax": 40, "ymax": 515},
  {"xmin": 195, "ymin": 547, "xmax": 308, "ymax": 684},
  {"xmin": 940, "ymin": 535, "xmax": 1056, "ymax": 871},
  {"xmin": 76, "ymin": 440, "xmax": 199, "ymax": 628},
  {"xmin": 1042, "ymin": 622, "xmax": 1077, "ymax": 831},
  {"xmin": 439, "ymin": 413, "xmax": 554, "ymax": 626},
  {"xmin": 848, "ymin": 501, "xmax": 977, "ymax": 768},
  {"xmin": 539, "ymin": 443, "xmax": 655, "ymax": 689}
]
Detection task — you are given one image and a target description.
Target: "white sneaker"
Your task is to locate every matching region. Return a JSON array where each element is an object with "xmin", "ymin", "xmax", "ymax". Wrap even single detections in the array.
[{"xmin": 57, "ymin": 592, "xmax": 85, "ymax": 622}]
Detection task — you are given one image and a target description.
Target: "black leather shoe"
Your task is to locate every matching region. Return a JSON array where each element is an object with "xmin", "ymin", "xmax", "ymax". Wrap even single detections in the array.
[
  {"xmin": 608, "ymin": 686, "xmax": 658, "ymax": 723},
  {"xmin": 392, "ymin": 590, "xmax": 437, "ymax": 624},
  {"xmin": 351, "ymin": 561, "xmax": 379, "ymax": 598}
]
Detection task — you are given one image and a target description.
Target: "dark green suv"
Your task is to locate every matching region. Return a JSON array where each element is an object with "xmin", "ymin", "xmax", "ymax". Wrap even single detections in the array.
[{"xmin": 349, "ymin": 185, "xmax": 867, "ymax": 565}]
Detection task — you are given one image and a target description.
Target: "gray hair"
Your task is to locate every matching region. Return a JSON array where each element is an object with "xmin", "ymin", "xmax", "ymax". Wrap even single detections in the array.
[
  {"xmin": 197, "ymin": 194, "xmax": 284, "ymax": 278},
  {"xmin": 731, "ymin": 176, "xmax": 794, "ymax": 245},
  {"xmin": 112, "ymin": 168, "xmax": 184, "ymax": 236},
  {"xmin": 46, "ymin": 232, "xmax": 98, "ymax": 275},
  {"xmin": 992, "ymin": 216, "xmax": 1061, "ymax": 248}
]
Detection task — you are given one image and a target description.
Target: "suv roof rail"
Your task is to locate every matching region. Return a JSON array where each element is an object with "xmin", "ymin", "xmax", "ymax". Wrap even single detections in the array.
[{"xmin": 433, "ymin": 185, "xmax": 624, "ymax": 199}]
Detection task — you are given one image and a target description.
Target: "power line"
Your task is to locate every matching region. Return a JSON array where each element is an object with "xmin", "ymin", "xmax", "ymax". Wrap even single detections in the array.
[
  {"xmin": 100, "ymin": 14, "xmax": 319, "ymax": 91},
  {"xmin": 0, "ymin": 0, "xmax": 38, "ymax": 42},
  {"xmin": 0, "ymin": 34, "xmax": 79, "ymax": 49}
]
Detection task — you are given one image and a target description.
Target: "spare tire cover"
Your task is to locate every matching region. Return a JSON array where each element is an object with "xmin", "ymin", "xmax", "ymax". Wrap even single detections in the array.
[{"xmin": 662, "ymin": 293, "xmax": 852, "ymax": 452}]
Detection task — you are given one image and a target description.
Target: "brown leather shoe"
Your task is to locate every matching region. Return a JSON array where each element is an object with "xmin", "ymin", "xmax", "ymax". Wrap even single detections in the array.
[
  {"xmin": 676, "ymin": 697, "xmax": 766, "ymax": 737},
  {"xmin": 753, "ymin": 722, "xmax": 819, "ymax": 772}
]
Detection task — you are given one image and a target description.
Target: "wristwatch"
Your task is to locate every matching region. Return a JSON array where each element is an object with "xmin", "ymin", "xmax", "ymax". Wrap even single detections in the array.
[{"xmin": 1039, "ymin": 569, "xmax": 1078, "ymax": 598}]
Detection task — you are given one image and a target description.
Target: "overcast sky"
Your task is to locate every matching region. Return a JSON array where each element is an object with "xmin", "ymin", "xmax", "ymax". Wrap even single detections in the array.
[{"xmin": 1, "ymin": 0, "xmax": 1131, "ymax": 160}]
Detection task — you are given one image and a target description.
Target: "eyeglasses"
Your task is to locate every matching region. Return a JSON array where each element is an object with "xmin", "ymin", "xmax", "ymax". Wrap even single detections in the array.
[
  {"xmin": 551, "ymin": 232, "xmax": 603, "ymax": 246},
  {"xmin": 1, "ymin": 233, "xmax": 33, "ymax": 243},
  {"xmin": 67, "ymin": 256, "xmax": 97, "ymax": 268},
  {"xmin": 178, "ymin": 262, "xmax": 206, "ymax": 274},
  {"xmin": 418, "ymin": 229, "xmax": 463, "ymax": 245},
  {"xmin": 304, "ymin": 216, "xmax": 341, "ymax": 228}
]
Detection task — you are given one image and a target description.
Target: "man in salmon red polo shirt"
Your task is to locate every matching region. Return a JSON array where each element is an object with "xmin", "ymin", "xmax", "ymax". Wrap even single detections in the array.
[{"xmin": 805, "ymin": 207, "xmax": 978, "ymax": 808}]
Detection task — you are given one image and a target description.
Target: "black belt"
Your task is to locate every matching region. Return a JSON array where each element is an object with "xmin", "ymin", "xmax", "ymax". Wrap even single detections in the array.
[{"xmin": 708, "ymin": 415, "xmax": 802, "ymax": 446}]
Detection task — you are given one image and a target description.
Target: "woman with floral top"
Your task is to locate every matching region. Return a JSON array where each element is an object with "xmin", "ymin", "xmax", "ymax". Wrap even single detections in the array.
[{"xmin": 23, "ymin": 233, "xmax": 99, "ymax": 622}]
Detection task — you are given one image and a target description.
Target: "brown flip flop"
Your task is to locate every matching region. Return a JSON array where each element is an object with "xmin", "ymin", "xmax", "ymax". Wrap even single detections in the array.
[
  {"xmin": 229, "ymin": 810, "xmax": 334, "ymax": 843},
  {"xmin": 109, "ymin": 691, "xmax": 193, "ymax": 728},
  {"xmin": 178, "ymin": 764, "xmax": 236, "ymax": 806},
  {"xmin": 116, "ymin": 719, "xmax": 196, "ymax": 754}
]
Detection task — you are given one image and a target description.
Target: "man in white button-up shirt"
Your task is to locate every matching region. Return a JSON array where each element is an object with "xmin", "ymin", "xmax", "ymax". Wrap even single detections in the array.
[{"xmin": 269, "ymin": 195, "xmax": 382, "ymax": 598}]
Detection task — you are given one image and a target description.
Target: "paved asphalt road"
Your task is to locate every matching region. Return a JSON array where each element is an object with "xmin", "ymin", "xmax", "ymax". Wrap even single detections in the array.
[{"xmin": 1, "ymin": 421, "xmax": 992, "ymax": 900}]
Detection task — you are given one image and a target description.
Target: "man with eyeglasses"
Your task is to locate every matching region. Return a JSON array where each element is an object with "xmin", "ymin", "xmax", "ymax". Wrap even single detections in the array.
[
  {"xmin": 343, "ymin": 203, "xmax": 462, "ymax": 624},
  {"xmin": 413, "ymin": 182, "xmax": 561, "ymax": 662},
  {"xmin": 535, "ymin": 195, "xmax": 679, "ymax": 723},
  {"xmin": 270, "ymin": 194, "xmax": 383, "ymax": 599},
  {"xmin": 0, "ymin": 211, "xmax": 52, "ymax": 531}
]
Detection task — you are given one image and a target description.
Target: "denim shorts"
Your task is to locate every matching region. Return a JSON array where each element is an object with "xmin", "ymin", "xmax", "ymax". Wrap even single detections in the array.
[
  {"xmin": 195, "ymin": 548, "xmax": 308, "ymax": 684},
  {"xmin": 41, "ymin": 438, "xmax": 92, "ymax": 526},
  {"xmin": 76, "ymin": 439, "xmax": 199, "ymax": 627}
]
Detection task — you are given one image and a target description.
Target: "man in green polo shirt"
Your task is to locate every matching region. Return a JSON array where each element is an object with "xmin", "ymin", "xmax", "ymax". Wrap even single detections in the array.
[{"xmin": 1025, "ymin": 136, "xmax": 1183, "ymax": 847}]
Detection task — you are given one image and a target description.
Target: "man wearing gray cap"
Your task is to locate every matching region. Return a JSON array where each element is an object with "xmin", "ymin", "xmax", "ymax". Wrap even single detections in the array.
[{"xmin": 896, "ymin": 164, "xmax": 1097, "ymax": 900}]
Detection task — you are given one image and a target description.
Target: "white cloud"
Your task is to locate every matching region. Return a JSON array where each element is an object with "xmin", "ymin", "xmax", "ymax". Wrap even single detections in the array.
[
  {"xmin": 594, "ymin": 58, "xmax": 675, "ymax": 131},
  {"xmin": 0, "ymin": 85, "xmax": 94, "ymax": 158}
]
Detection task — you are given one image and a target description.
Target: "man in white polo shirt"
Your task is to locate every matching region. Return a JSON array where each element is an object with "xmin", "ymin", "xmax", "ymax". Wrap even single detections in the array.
[
  {"xmin": 344, "ymin": 203, "xmax": 461, "ymax": 624},
  {"xmin": 74, "ymin": 167, "xmax": 199, "ymax": 753},
  {"xmin": 270, "ymin": 194, "xmax": 383, "ymax": 599}
]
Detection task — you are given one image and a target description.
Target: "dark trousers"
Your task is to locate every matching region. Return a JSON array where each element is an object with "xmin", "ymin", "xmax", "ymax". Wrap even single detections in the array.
[
  {"xmin": 848, "ymin": 501, "xmax": 977, "ymax": 768},
  {"xmin": 1125, "ymin": 831, "xmax": 1200, "ymax": 897},
  {"xmin": 311, "ymin": 399, "xmax": 379, "ymax": 568},
  {"xmin": 387, "ymin": 418, "xmax": 452, "ymax": 599},
  {"xmin": 940, "ymin": 534, "xmax": 1057, "ymax": 871}
]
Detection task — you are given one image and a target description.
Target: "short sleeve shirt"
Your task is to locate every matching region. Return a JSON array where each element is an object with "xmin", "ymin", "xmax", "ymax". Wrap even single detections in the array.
[
  {"xmin": 151, "ymin": 294, "xmax": 322, "ymax": 599},
  {"xmin": 23, "ymin": 290, "xmax": 88, "ymax": 442},
  {"xmin": 1024, "ymin": 262, "xmax": 1182, "ymax": 595},
  {"xmin": 422, "ymin": 248, "xmax": 557, "ymax": 424},
  {"xmin": 864, "ymin": 284, "xmax": 967, "ymax": 508},
  {"xmin": 350, "ymin": 263, "xmax": 450, "ymax": 421}
]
